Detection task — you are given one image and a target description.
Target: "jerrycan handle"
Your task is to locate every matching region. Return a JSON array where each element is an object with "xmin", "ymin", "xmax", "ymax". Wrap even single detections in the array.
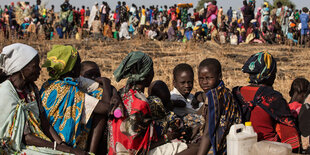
[{"xmin": 229, "ymin": 124, "xmax": 245, "ymax": 135}]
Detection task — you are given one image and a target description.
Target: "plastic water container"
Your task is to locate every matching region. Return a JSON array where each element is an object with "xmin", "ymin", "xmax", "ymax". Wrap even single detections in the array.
[
  {"xmin": 230, "ymin": 35, "xmax": 238, "ymax": 45},
  {"xmin": 227, "ymin": 122, "xmax": 257, "ymax": 155},
  {"xmin": 251, "ymin": 141, "xmax": 292, "ymax": 155}
]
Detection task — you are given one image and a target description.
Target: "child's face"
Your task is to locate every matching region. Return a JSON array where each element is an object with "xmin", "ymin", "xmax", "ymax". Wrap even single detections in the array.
[
  {"xmin": 198, "ymin": 66, "xmax": 221, "ymax": 93},
  {"xmin": 173, "ymin": 71, "xmax": 194, "ymax": 98},
  {"xmin": 80, "ymin": 65, "xmax": 101, "ymax": 80}
]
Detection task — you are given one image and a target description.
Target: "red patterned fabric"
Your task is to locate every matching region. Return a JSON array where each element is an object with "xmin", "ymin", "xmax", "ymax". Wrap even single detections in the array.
[
  {"xmin": 233, "ymin": 86, "xmax": 300, "ymax": 149},
  {"xmin": 289, "ymin": 101, "xmax": 302, "ymax": 118},
  {"xmin": 108, "ymin": 89, "xmax": 154, "ymax": 155}
]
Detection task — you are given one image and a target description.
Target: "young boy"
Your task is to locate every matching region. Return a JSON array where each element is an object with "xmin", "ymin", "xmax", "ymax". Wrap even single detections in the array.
[
  {"xmin": 300, "ymin": 7, "xmax": 309, "ymax": 47},
  {"xmin": 171, "ymin": 63, "xmax": 202, "ymax": 117},
  {"xmin": 193, "ymin": 58, "xmax": 223, "ymax": 109}
]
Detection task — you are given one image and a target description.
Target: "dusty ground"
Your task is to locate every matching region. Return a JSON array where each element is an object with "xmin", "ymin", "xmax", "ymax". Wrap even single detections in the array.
[{"xmin": 1, "ymin": 38, "xmax": 310, "ymax": 148}]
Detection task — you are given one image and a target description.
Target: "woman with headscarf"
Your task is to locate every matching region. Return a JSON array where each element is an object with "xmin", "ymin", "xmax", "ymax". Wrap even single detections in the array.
[
  {"xmin": 205, "ymin": 1, "xmax": 218, "ymax": 24},
  {"xmin": 0, "ymin": 43, "xmax": 84, "ymax": 154},
  {"xmin": 232, "ymin": 51, "xmax": 301, "ymax": 152},
  {"xmin": 276, "ymin": 2, "xmax": 291, "ymax": 36},
  {"xmin": 40, "ymin": 45, "xmax": 120, "ymax": 154},
  {"xmin": 108, "ymin": 51, "xmax": 155, "ymax": 154}
]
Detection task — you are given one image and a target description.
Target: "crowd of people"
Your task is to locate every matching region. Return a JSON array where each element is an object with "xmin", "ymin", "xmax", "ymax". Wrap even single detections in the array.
[
  {"xmin": 1, "ymin": 42, "xmax": 310, "ymax": 155},
  {"xmin": 1, "ymin": 0, "xmax": 310, "ymax": 155},
  {"xmin": 0, "ymin": 0, "xmax": 309, "ymax": 47}
]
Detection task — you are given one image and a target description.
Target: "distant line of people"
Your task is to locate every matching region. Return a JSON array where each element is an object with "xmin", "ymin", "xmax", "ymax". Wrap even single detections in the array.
[{"xmin": 0, "ymin": 0, "xmax": 309, "ymax": 47}]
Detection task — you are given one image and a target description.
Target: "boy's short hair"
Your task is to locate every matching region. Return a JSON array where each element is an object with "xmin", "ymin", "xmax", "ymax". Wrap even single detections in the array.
[
  {"xmin": 199, "ymin": 58, "xmax": 222, "ymax": 75},
  {"xmin": 302, "ymin": 7, "xmax": 309, "ymax": 13},
  {"xmin": 289, "ymin": 77, "xmax": 309, "ymax": 97},
  {"xmin": 173, "ymin": 63, "xmax": 194, "ymax": 80}
]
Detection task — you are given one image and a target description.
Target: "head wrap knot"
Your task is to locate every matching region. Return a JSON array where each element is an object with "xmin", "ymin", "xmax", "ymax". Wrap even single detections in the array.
[
  {"xmin": 0, "ymin": 43, "xmax": 38, "ymax": 75},
  {"xmin": 242, "ymin": 51, "xmax": 277, "ymax": 84},
  {"xmin": 114, "ymin": 51, "xmax": 153, "ymax": 84},
  {"xmin": 43, "ymin": 45, "xmax": 78, "ymax": 80}
]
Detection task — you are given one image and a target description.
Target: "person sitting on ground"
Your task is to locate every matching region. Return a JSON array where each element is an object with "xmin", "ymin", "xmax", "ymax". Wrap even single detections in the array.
[
  {"xmin": 104, "ymin": 21, "xmax": 113, "ymax": 39},
  {"xmin": 287, "ymin": 28, "xmax": 298, "ymax": 45},
  {"xmin": 218, "ymin": 23, "xmax": 228, "ymax": 44},
  {"xmin": 155, "ymin": 26, "xmax": 167, "ymax": 41},
  {"xmin": 260, "ymin": 21, "xmax": 275, "ymax": 44},
  {"xmin": 171, "ymin": 63, "xmax": 202, "ymax": 117},
  {"xmin": 185, "ymin": 24, "xmax": 193, "ymax": 41},
  {"xmin": 288, "ymin": 78, "xmax": 309, "ymax": 119},
  {"xmin": 228, "ymin": 22, "xmax": 239, "ymax": 45},
  {"xmin": 119, "ymin": 21, "xmax": 131, "ymax": 40},
  {"xmin": 40, "ymin": 45, "xmax": 121, "ymax": 154},
  {"xmin": 0, "ymin": 43, "xmax": 84, "ymax": 154},
  {"xmin": 148, "ymin": 80, "xmax": 174, "ymax": 112},
  {"xmin": 245, "ymin": 22, "xmax": 256, "ymax": 43},
  {"xmin": 80, "ymin": 61, "xmax": 101, "ymax": 80},
  {"xmin": 233, "ymin": 51, "xmax": 301, "ymax": 152},
  {"xmin": 193, "ymin": 21, "xmax": 205, "ymax": 42},
  {"xmin": 91, "ymin": 15, "xmax": 104, "ymax": 41},
  {"xmin": 179, "ymin": 58, "xmax": 242, "ymax": 155},
  {"xmin": 147, "ymin": 80, "xmax": 189, "ymax": 154},
  {"xmin": 209, "ymin": 19, "xmax": 219, "ymax": 43},
  {"xmin": 109, "ymin": 51, "xmax": 155, "ymax": 154},
  {"xmin": 148, "ymin": 23, "xmax": 158, "ymax": 40},
  {"xmin": 168, "ymin": 20, "xmax": 177, "ymax": 41}
]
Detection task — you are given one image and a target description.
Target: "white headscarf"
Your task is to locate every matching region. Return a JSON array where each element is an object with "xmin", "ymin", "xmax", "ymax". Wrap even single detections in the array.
[{"xmin": 0, "ymin": 43, "xmax": 38, "ymax": 75}]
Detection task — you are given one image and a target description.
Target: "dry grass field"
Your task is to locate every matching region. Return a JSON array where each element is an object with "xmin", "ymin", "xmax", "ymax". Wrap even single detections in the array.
[{"xmin": 1, "ymin": 37, "xmax": 310, "ymax": 149}]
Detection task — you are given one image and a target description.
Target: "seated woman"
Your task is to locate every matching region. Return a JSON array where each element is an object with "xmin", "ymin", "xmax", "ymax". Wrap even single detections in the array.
[
  {"xmin": 109, "ymin": 51, "xmax": 154, "ymax": 154},
  {"xmin": 40, "ymin": 45, "xmax": 119, "ymax": 154},
  {"xmin": 233, "ymin": 51, "xmax": 301, "ymax": 152},
  {"xmin": 0, "ymin": 43, "xmax": 83, "ymax": 154}
]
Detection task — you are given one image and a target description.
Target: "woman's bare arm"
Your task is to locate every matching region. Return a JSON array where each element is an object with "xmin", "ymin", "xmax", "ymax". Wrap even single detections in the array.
[
  {"xmin": 93, "ymin": 77, "xmax": 112, "ymax": 115},
  {"xmin": 39, "ymin": 113, "xmax": 63, "ymax": 144}
]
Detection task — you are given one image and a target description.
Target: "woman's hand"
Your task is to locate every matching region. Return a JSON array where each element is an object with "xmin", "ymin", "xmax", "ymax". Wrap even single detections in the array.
[
  {"xmin": 59, "ymin": 141, "xmax": 69, "ymax": 147},
  {"xmin": 109, "ymin": 87, "xmax": 126, "ymax": 117}
]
